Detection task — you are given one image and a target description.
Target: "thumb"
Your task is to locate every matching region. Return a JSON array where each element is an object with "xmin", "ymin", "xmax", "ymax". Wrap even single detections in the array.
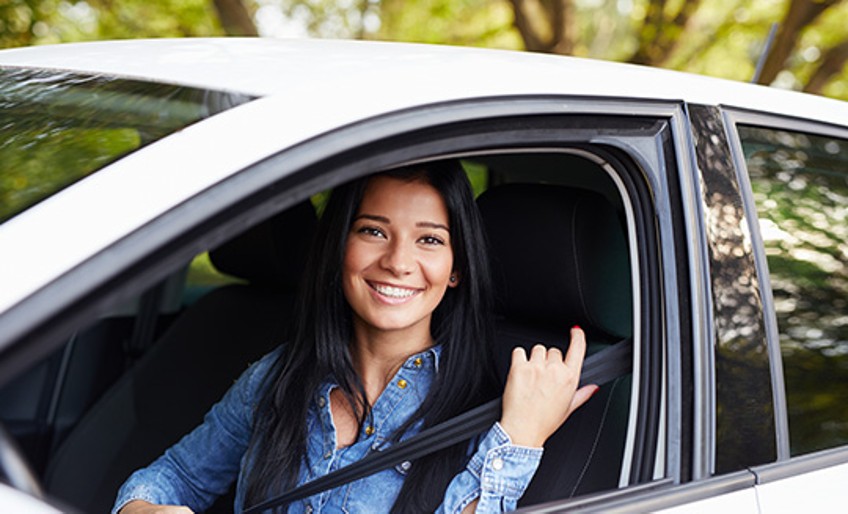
[{"xmin": 568, "ymin": 384, "xmax": 600, "ymax": 414}]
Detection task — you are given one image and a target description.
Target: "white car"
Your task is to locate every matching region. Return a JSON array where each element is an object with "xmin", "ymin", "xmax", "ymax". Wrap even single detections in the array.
[{"xmin": 0, "ymin": 38, "xmax": 846, "ymax": 513}]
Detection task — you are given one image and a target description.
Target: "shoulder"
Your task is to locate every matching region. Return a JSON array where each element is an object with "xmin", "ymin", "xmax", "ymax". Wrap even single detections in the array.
[{"xmin": 234, "ymin": 345, "xmax": 287, "ymax": 403}]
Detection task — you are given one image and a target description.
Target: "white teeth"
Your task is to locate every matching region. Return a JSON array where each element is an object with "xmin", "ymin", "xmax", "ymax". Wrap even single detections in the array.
[{"xmin": 373, "ymin": 284, "xmax": 417, "ymax": 298}]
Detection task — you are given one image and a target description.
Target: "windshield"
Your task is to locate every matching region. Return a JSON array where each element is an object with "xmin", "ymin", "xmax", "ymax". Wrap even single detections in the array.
[{"xmin": 0, "ymin": 67, "xmax": 253, "ymax": 225}]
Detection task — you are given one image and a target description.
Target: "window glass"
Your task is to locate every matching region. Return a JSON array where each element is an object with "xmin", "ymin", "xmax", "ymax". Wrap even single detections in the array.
[
  {"xmin": 739, "ymin": 126, "xmax": 848, "ymax": 455},
  {"xmin": 0, "ymin": 68, "xmax": 253, "ymax": 225}
]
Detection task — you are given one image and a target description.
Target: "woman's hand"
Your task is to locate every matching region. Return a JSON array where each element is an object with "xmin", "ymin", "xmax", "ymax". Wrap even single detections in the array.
[
  {"xmin": 119, "ymin": 500, "xmax": 194, "ymax": 514},
  {"xmin": 499, "ymin": 326, "xmax": 599, "ymax": 448}
]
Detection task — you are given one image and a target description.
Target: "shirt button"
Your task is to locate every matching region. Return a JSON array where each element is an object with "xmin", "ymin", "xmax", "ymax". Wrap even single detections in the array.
[
  {"xmin": 317, "ymin": 396, "xmax": 326, "ymax": 407},
  {"xmin": 323, "ymin": 451, "xmax": 332, "ymax": 460},
  {"xmin": 365, "ymin": 425, "xmax": 374, "ymax": 436},
  {"xmin": 413, "ymin": 357, "xmax": 423, "ymax": 367},
  {"xmin": 397, "ymin": 379, "xmax": 408, "ymax": 389},
  {"xmin": 400, "ymin": 460, "xmax": 412, "ymax": 471},
  {"xmin": 305, "ymin": 505, "xmax": 313, "ymax": 514},
  {"xmin": 492, "ymin": 457, "xmax": 504, "ymax": 471}
]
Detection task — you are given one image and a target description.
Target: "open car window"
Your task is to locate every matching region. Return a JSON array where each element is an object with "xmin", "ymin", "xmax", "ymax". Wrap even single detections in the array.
[{"xmin": 0, "ymin": 107, "xmax": 673, "ymax": 512}]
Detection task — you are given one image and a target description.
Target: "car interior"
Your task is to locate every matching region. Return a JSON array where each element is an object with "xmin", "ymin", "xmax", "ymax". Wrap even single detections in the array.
[{"xmin": 0, "ymin": 150, "xmax": 636, "ymax": 513}]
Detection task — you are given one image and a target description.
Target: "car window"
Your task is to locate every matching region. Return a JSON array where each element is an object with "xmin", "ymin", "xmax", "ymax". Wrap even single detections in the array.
[
  {"xmin": 0, "ymin": 102, "xmax": 669, "ymax": 512},
  {"xmin": 739, "ymin": 126, "xmax": 848, "ymax": 456},
  {"xmin": 0, "ymin": 68, "xmax": 252, "ymax": 225}
]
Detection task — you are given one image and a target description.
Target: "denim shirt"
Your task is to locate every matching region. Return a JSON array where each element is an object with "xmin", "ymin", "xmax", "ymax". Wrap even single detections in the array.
[{"xmin": 113, "ymin": 346, "xmax": 542, "ymax": 513}]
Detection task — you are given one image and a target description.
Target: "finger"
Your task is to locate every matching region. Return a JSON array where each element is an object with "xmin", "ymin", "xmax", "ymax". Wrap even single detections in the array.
[
  {"xmin": 512, "ymin": 346, "xmax": 528, "ymax": 364},
  {"xmin": 529, "ymin": 344, "xmax": 547, "ymax": 362},
  {"xmin": 547, "ymin": 346, "xmax": 563, "ymax": 363},
  {"xmin": 564, "ymin": 325, "xmax": 587, "ymax": 370},
  {"xmin": 569, "ymin": 384, "xmax": 600, "ymax": 413}
]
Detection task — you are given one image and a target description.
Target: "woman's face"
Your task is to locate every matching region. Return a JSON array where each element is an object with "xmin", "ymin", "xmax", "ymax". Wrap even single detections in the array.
[{"xmin": 342, "ymin": 175, "xmax": 456, "ymax": 339}]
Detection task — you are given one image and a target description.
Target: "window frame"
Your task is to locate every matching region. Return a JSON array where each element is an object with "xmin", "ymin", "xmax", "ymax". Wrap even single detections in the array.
[
  {"xmin": 0, "ymin": 96, "xmax": 682, "ymax": 510},
  {"xmin": 725, "ymin": 108, "xmax": 848, "ymax": 455}
]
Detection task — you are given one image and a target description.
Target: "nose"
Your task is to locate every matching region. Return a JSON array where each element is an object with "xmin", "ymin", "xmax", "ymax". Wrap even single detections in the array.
[{"xmin": 381, "ymin": 238, "xmax": 414, "ymax": 276}]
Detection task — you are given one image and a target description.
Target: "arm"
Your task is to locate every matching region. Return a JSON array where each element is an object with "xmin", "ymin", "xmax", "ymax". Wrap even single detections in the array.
[
  {"xmin": 439, "ymin": 327, "xmax": 598, "ymax": 513},
  {"xmin": 112, "ymin": 350, "xmax": 280, "ymax": 514}
]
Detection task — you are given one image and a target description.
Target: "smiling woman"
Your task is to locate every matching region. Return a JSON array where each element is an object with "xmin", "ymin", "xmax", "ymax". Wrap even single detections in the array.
[
  {"xmin": 112, "ymin": 160, "xmax": 596, "ymax": 514},
  {"xmin": 343, "ymin": 174, "xmax": 457, "ymax": 338}
]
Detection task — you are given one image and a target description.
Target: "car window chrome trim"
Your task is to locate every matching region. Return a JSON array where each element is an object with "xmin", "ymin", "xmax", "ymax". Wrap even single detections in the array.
[
  {"xmin": 719, "ymin": 107, "xmax": 848, "ymax": 141},
  {"xmin": 751, "ymin": 445, "xmax": 848, "ymax": 484},
  {"xmin": 675, "ymin": 104, "xmax": 716, "ymax": 481},
  {"xmin": 721, "ymin": 108, "xmax": 791, "ymax": 462},
  {"xmin": 520, "ymin": 470, "xmax": 755, "ymax": 513}
]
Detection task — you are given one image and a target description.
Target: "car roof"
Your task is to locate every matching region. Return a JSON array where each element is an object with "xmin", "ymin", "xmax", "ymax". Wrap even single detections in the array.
[{"xmin": 1, "ymin": 37, "xmax": 847, "ymax": 128}]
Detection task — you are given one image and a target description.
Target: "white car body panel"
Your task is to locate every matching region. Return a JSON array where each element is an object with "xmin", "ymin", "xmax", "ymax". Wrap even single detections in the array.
[
  {"xmin": 755, "ymin": 461, "xmax": 848, "ymax": 513},
  {"xmin": 656, "ymin": 487, "xmax": 760, "ymax": 513}
]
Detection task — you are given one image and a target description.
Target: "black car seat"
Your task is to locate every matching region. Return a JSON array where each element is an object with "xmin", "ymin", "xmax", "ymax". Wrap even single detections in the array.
[
  {"xmin": 476, "ymin": 183, "xmax": 633, "ymax": 504},
  {"xmin": 43, "ymin": 201, "xmax": 317, "ymax": 514}
]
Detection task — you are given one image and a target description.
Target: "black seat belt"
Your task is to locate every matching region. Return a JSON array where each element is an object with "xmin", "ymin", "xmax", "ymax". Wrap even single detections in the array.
[{"xmin": 243, "ymin": 339, "xmax": 632, "ymax": 514}]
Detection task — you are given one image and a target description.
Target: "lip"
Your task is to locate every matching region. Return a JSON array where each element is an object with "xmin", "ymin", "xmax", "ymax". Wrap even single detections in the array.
[{"xmin": 366, "ymin": 280, "xmax": 423, "ymax": 305}]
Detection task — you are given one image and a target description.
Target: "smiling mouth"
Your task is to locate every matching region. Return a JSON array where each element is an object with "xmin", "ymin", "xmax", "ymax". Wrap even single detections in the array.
[{"xmin": 368, "ymin": 282, "xmax": 420, "ymax": 299}]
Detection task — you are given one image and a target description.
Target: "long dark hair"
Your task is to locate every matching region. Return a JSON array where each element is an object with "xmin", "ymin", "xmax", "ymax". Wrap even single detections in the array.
[{"xmin": 244, "ymin": 160, "xmax": 498, "ymax": 512}]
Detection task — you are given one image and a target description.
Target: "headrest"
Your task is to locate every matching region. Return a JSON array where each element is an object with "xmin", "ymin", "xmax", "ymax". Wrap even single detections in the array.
[
  {"xmin": 209, "ymin": 200, "xmax": 317, "ymax": 290},
  {"xmin": 477, "ymin": 184, "xmax": 632, "ymax": 339}
]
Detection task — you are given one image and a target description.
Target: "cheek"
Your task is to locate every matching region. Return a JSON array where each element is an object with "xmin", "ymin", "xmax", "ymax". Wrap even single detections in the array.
[
  {"xmin": 342, "ymin": 241, "xmax": 365, "ymax": 290},
  {"xmin": 424, "ymin": 252, "xmax": 454, "ymax": 286}
]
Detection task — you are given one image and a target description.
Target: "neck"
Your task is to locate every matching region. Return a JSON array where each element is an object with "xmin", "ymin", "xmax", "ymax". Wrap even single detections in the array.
[{"xmin": 350, "ymin": 321, "xmax": 433, "ymax": 404}]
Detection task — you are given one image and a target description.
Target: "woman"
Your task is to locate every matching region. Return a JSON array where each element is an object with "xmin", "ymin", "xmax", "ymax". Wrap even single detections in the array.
[{"xmin": 114, "ymin": 160, "xmax": 598, "ymax": 513}]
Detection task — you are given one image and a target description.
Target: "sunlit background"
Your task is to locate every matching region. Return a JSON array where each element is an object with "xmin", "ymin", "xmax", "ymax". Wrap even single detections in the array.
[{"xmin": 1, "ymin": 0, "xmax": 847, "ymax": 100}]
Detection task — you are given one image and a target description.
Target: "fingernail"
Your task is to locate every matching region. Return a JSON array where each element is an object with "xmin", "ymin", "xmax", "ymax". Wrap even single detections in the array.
[
  {"xmin": 572, "ymin": 324, "xmax": 582, "ymax": 331},
  {"xmin": 591, "ymin": 385, "xmax": 600, "ymax": 397}
]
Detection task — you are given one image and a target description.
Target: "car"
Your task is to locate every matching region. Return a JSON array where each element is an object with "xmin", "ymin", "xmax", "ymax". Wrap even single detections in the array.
[{"xmin": 0, "ymin": 37, "xmax": 847, "ymax": 514}]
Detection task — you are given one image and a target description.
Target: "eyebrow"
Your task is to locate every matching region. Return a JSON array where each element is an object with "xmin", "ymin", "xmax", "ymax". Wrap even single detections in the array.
[{"xmin": 355, "ymin": 214, "xmax": 449, "ymax": 232}]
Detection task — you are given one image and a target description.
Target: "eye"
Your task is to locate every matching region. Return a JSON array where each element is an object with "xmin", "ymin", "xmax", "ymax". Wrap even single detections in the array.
[
  {"xmin": 419, "ymin": 235, "xmax": 445, "ymax": 246},
  {"xmin": 357, "ymin": 225, "xmax": 386, "ymax": 239}
]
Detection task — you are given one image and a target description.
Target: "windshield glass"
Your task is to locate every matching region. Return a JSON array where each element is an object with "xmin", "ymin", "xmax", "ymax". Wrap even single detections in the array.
[{"xmin": 0, "ymin": 67, "xmax": 253, "ymax": 225}]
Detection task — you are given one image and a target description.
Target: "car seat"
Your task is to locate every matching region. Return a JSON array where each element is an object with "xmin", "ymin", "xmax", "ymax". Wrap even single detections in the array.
[
  {"xmin": 43, "ymin": 201, "xmax": 317, "ymax": 514},
  {"xmin": 476, "ymin": 183, "xmax": 633, "ymax": 504}
]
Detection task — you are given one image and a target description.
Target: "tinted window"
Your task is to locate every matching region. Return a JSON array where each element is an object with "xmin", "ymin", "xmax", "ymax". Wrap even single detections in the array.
[
  {"xmin": 0, "ymin": 68, "xmax": 252, "ymax": 225},
  {"xmin": 739, "ymin": 126, "xmax": 848, "ymax": 456}
]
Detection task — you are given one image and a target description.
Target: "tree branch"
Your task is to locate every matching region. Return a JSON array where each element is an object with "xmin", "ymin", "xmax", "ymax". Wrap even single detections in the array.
[
  {"xmin": 509, "ymin": 0, "xmax": 547, "ymax": 52},
  {"xmin": 756, "ymin": 0, "xmax": 839, "ymax": 85},
  {"xmin": 212, "ymin": 0, "xmax": 258, "ymax": 37},
  {"xmin": 804, "ymin": 40, "xmax": 848, "ymax": 94}
]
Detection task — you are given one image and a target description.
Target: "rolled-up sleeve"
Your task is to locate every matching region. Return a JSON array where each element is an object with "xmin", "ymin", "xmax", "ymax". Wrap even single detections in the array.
[
  {"xmin": 111, "ymin": 349, "xmax": 279, "ymax": 514},
  {"xmin": 438, "ymin": 422, "xmax": 543, "ymax": 513}
]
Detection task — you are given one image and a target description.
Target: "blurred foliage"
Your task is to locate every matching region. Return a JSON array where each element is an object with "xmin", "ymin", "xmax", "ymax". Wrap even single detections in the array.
[
  {"xmin": 0, "ymin": 67, "xmax": 249, "ymax": 223},
  {"xmin": 0, "ymin": 0, "xmax": 224, "ymax": 47},
  {"xmin": 2, "ymin": 1, "xmax": 847, "ymax": 100},
  {"xmin": 741, "ymin": 126, "xmax": 848, "ymax": 456}
]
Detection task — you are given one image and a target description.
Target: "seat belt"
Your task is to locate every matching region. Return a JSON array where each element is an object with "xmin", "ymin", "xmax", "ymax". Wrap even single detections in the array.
[{"xmin": 243, "ymin": 339, "xmax": 632, "ymax": 514}]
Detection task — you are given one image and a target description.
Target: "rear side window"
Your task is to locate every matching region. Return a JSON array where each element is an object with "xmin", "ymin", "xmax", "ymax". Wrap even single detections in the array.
[
  {"xmin": 739, "ymin": 126, "xmax": 848, "ymax": 456},
  {"xmin": 0, "ymin": 68, "xmax": 252, "ymax": 225}
]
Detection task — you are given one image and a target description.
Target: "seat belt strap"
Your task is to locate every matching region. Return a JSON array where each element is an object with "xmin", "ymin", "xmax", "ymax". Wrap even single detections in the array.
[{"xmin": 243, "ymin": 339, "xmax": 632, "ymax": 514}]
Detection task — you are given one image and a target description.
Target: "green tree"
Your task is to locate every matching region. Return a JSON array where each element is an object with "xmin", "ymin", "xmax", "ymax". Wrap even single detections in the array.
[{"xmin": 2, "ymin": 0, "xmax": 847, "ymax": 100}]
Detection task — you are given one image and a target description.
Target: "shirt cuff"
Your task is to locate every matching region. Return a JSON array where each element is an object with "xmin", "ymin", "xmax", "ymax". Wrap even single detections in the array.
[{"xmin": 467, "ymin": 422, "xmax": 544, "ymax": 504}]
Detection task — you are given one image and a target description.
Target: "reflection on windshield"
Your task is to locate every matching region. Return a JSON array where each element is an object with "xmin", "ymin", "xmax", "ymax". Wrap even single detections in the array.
[
  {"xmin": 0, "ymin": 67, "xmax": 253, "ymax": 224},
  {"xmin": 741, "ymin": 125, "xmax": 848, "ymax": 456}
]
